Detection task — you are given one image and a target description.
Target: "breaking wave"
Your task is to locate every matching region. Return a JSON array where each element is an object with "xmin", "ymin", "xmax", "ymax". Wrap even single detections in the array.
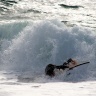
[{"xmin": 0, "ymin": 20, "xmax": 96, "ymax": 82}]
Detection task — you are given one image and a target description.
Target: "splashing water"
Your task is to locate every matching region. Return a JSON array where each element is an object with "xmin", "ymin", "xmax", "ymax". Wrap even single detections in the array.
[{"xmin": 0, "ymin": 20, "xmax": 96, "ymax": 82}]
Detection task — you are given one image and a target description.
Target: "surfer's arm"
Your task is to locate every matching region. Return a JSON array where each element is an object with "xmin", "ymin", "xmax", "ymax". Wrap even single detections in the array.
[
  {"xmin": 56, "ymin": 65, "xmax": 69, "ymax": 70},
  {"xmin": 68, "ymin": 59, "xmax": 77, "ymax": 68}
]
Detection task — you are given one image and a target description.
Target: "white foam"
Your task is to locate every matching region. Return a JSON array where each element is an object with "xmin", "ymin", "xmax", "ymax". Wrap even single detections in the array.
[
  {"xmin": 0, "ymin": 20, "xmax": 96, "ymax": 82},
  {"xmin": 0, "ymin": 81, "xmax": 96, "ymax": 96}
]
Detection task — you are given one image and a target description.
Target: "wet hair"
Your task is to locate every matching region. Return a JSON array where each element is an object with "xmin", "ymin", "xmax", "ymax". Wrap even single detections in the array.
[{"xmin": 45, "ymin": 64, "xmax": 56, "ymax": 77}]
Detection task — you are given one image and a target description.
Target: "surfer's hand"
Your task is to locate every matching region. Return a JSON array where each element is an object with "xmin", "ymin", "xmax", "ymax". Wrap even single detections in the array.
[{"xmin": 71, "ymin": 59, "xmax": 77, "ymax": 65}]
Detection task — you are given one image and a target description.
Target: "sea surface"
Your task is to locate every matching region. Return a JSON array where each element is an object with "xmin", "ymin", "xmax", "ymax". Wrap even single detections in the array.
[{"xmin": 0, "ymin": 0, "xmax": 96, "ymax": 96}]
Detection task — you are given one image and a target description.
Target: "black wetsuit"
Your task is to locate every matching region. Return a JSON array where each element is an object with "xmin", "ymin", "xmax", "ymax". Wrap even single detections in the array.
[
  {"xmin": 45, "ymin": 58, "xmax": 73, "ymax": 77},
  {"xmin": 45, "ymin": 64, "xmax": 56, "ymax": 77},
  {"xmin": 45, "ymin": 64, "xmax": 69, "ymax": 77},
  {"xmin": 56, "ymin": 65, "xmax": 69, "ymax": 70}
]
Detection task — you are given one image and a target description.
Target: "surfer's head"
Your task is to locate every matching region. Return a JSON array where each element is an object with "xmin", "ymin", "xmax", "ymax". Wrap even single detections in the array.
[{"xmin": 45, "ymin": 64, "xmax": 55, "ymax": 77}]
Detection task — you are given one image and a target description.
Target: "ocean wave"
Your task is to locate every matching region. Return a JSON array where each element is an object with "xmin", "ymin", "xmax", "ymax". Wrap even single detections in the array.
[
  {"xmin": 0, "ymin": 0, "xmax": 17, "ymax": 6},
  {"xmin": 0, "ymin": 19, "xmax": 96, "ymax": 82},
  {"xmin": 59, "ymin": 4, "xmax": 83, "ymax": 9}
]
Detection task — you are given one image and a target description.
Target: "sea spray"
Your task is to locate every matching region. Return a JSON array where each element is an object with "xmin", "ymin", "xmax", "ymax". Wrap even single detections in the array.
[{"xmin": 0, "ymin": 20, "xmax": 96, "ymax": 82}]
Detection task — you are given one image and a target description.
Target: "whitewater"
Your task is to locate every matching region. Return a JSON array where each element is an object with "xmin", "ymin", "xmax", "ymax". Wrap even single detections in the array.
[{"xmin": 0, "ymin": 0, "xmax": 96, "ymax": 96}]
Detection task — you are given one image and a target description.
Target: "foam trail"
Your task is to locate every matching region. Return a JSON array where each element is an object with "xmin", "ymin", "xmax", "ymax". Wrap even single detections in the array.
[{"xmin": 0, "ymin": 20, "xmax": 96, "ymax": 82}]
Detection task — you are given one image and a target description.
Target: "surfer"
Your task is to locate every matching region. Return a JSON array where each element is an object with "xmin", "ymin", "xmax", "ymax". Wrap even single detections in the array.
[{"xmin": 45, "ymin": 58, "xmax": 77, "ymax": 77}]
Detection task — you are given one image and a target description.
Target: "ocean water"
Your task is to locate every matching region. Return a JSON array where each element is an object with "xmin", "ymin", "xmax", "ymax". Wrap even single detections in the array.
[{"xmin": 0, "ymin": 0, "xmax": 96, "ymax": 96}]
